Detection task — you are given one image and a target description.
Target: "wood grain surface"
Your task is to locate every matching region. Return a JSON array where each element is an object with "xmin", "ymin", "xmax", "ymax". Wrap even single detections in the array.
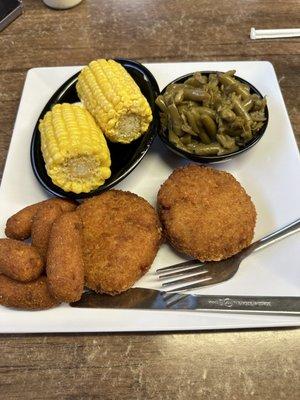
[{"xmin": 0, "ymin": 0, "xmax": 299, "ymax": 399}]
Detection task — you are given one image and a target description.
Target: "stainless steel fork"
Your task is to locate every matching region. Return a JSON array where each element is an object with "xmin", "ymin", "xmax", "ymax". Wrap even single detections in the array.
[{"xmin": 156, "ymin": 218, "xmax": 300, "ymax": 291}]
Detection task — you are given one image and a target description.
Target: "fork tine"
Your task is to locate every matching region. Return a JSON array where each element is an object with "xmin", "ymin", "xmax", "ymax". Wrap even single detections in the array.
[
  {"xmin": 159, "ymin": 269, "xmax": 208, "ymax": 284},
  {"xmin": 156, "ymin": 259, "xmax": 201, "ymax": 273},
  {"xmin": 162, "ymin": 270, "xmax": 209, "ymax": 287},
  {"xmin": 158, "ymin": 265, "xmax": 208, "ymax": 279},
  {"xmin": 165, "ymin": 277, "xmax": 213, "ymax": 292}
]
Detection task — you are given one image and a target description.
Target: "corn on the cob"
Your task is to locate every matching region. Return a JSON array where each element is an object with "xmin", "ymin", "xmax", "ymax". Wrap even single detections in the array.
[
  {"xmin": 39, "ymin": 103, "xmax": 111, "ymax": 194},
  {"xmin": 76, "ymin": 59, "xmax": 153, "ymax": 144}
]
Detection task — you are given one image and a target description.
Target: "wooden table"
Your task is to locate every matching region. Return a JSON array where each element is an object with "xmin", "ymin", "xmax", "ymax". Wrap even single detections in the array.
[{"xmin": 0, "ymin": 1, "xmax": 299, "ymax": 399}]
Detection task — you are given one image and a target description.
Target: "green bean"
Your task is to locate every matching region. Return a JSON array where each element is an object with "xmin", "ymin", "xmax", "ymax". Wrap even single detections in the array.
[
  {"xmin": 181, "ymin": 134, "xmax": 192, "ymax": 145},
  {"xmin": 218, "ymin": 145, "xmax": 239, "ymax": 155},
  {"xmin": 164, "ymin": 84, "xmax": 184, "ymax": 104},
  {"xmin": 208, "ymin": 74, "xmax": 219, "ymax": 86},
  {"xmin": 193, "ymin": 106, "xmax": 216, "ymax": 119},
  {"xmin": 183, "ymin": 109, "xmax": 210, "ymax": 143},
  {"xmin": 183, "ymin": 88, "xmax": 210, "ymax": 102},
  {"xmin": 240, "ymin": 83, "xmax": 250, "ymax": 93},
  {"xmin": 181, "ymin": 124, "xmax": 196, "ymax": 135},
  {"xmin": 217, "ymin": 119, "xmax": 227, "ymax": 134},
  {"xmin": 160, "ymin": 113, "xmax": 168, "ymax": 129},
  {"xmin": 219, "ymin": 73, "xmax": 250, "ymax": 99},
  {"xmin": 232, "ymin": 98, "xmax": 252, "ymax": 124},
  {"xmin": 167, "ymin": 103, "xmax": 183, "ymax": 136},
  {"xmin": 165, "ymin": 83, "xmax": 184, "ymax": 93},
  {"xmin": 200, "ymin": 114, "xmax": 217, "ymax": 140},
  {"xmin": 183, "ymin": 100, "xmax": 199, "ymax": 110},
  {"xmin": 219, "ymin": 73, "xmax": 236, "ymax": 87},
  {"xmin": 235, "ymin": 85, "xmax": 250, "ymax": 99},
  {"xmin": 177, "ymin": 104, "xmax": 188, "ymax": 115},
  {"xmin": 179, "ymin": 110, "xmax": 188, "ymax": 125},
  {"xmin": 241, "ymin": 123, "xmax": 252, "ymax": 141},
  {"xmin": 185, "ymin": 73, "xmax": 208, "ymax": 87},
  {"xmin": 216, "ymin": 134, "xmax": 236, "ymax": 150},
  {"xmin": 184, "ymin": 78, "xmax": 202, "ymax": 88},
  {"xmin": 242, "ymin": 98, "xmax": 253, "ymax": 112},
  {"xmin": 231, "ymin": 116, "xmax": 244, "ymax": 129},
  {"xmin": 155, "ymin": 96, "xmax": 168, "ymax": 113},
  {"xmin": 195, "ymin": 72, "xmax": 208, "ymax": 83},
  {"xmin": 225, "ymin": 70, "xmax": 236, "ymax": 77},
  {"xmin": 184, "ymin": 110, "xmax": 200, "ymax": 134},
  {"xmin": 169, "ymin": 131, "xmax": 186, "ymax": 150},
  {"xmin": 226, "ymin": 129, "xmax": 242, "ymax": 137},
  {"xmin": 218, "ymin": 119, "xmax": 238, "ymax": 137},
  {"xmin": 187, "ymin": 142, "xmax": 222, "ymax": 156},
  {"xmin": 220, "ymin": 108, "xmax": 236, "ymax": 122},
  {"xmin": 253, "ymin": 97, "xmax": 267, "ymax": 111},
  {"xmin": 252, "ymin": 122, "xmax": 264, "ymax": 132},
  {"xmin": 168, "ymin": 130, "xmax": 180, "ymax": 145},
  {"xmin": 186, "ymin": 109, "xmax": 210, "ymax": 144},
  {"xmin": 174, "ymin": 89, "xmax": 184, "ymax": 104},
  {"xmin": 250, "ymin": 111, "xmax": 266, "ymax": 122},
  {"xmin": 196, "ymin": 121, "xmax": 211, "ymax": 144}
]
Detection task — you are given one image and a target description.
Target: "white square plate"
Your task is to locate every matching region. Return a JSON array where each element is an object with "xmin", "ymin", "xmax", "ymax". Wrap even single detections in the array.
[{"xmin": 0, "ymin": 61, "xmax": 299, "ymax": 333}]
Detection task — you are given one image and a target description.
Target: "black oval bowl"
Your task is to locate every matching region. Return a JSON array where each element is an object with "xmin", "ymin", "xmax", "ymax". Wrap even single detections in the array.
[
  {"xmin": 31, "ymin": 58, "xmax": 160, "ymax": 200},
  {"xmin": 158, "ymin": 71, "xmax": 269, "ymax": 163}
]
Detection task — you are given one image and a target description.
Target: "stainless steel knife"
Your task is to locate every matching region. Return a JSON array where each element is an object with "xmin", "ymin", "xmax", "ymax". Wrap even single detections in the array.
[{"xmin": 70, "ymin": 288, "xmax": 300, "ymax": 315}]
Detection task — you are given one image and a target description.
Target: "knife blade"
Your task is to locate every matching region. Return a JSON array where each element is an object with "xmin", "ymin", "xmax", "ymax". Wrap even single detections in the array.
[{"xmin": 70, "ymin": 288, "xmax": 300, "ymax": 315}]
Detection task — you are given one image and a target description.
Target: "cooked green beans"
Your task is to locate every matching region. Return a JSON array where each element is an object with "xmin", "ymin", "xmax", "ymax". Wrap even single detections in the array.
[
  {"xmin": 155, "ymin": 70, "xmax": 267, "ymax": 156},
  {"xmin": 200, "ymin": 115, "xmax": 217, "ymax": 140}
]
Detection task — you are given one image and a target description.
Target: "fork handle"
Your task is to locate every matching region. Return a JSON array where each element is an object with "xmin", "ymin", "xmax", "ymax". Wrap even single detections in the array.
[{"xmin": 250, "ymin": 218, "xmax": 300, "ymax": 254}]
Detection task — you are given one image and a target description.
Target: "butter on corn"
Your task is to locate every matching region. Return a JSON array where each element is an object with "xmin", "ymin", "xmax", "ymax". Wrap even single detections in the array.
[
  {"xmin": 39, "ymin": 103, "xmax": 111, "ymax": 194},
  {"xmin": 76, "ymin": 59, "xmax": 153, "ymax": 144}
]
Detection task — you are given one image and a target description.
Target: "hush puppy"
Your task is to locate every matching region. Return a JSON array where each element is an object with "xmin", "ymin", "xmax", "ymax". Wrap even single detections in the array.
[
  {"xmin": 31, "ymin": 203, "xmax": 63, "ymax": 260},
  {"xmin": 5, "ymin": 198, "xmax": 77, "ymax": 240},
  {"xmin": 0, "ymin": 239, "xmax": 43, "ymax": 282},
  {"xmin": 46, "ymin": 212, "xmax": 84, "ymax": 303},
  {"xmin": 0, "ymin": 275, "xmax": 59, "ymax": 310}
]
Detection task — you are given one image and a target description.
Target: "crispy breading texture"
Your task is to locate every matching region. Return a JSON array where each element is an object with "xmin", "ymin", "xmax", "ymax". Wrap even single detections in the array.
[
  {"xmin": 31, "ymin": 203, "xmax": 63, "ymax": 260},
  {"xmin": 46, "ymin": 212, "xmax": 84, "ymax": 303},
  {"xmin": 77, "ymin": 190, "xmax": 162, "ymax": 295},
  {"xmin": 5, "ymin": 198, "xmax": 77, "ymax": 240},
  {"xmin": 157, "ymin": 164, "xmax": 256, "ymax": 261},
  {"xmin": 0, "ymin": 275, "xmax": 59, "ymax": 310},
  {"xmin": 0, "ymin": 239, "xmax": 44, "ymax": 282}
]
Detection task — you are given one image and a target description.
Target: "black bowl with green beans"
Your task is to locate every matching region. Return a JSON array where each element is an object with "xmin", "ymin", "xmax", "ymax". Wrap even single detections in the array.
[{"xmin": 156, "ymin": 71, "xmax": 269, "ymax": 163}]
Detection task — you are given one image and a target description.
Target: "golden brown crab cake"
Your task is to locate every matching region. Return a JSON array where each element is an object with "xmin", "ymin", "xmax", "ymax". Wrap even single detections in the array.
[
  {"xmin": 77, "ymin": 190, "xmax": 162, "ymax": 295},
  {"xmin": 157, "ymin": 164, "xmax": 256, "ymax": 261}
]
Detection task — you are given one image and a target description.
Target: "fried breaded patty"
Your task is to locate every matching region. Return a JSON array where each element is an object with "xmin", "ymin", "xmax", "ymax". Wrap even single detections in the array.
[
  {"xmin": 77, "ymin": 190, "xmax": 162, "ymax": 295},
  {"xmin": 157, "ymin": 165, "xmax": 256, "ymax": 261}
]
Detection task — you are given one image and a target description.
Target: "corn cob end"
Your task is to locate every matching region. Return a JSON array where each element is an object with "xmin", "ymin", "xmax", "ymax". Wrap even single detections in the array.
[{"xmin": 76, "ymin": 59, "xmax": 153, "ymax": 144}]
